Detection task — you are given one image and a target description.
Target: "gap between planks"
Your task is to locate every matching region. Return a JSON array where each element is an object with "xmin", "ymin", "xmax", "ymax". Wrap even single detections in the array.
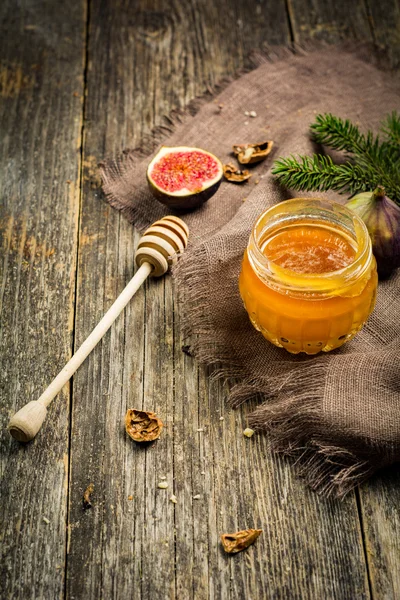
[{"xmin": 64, "ymin": 0, "xmax": 92, "ymax": 597}]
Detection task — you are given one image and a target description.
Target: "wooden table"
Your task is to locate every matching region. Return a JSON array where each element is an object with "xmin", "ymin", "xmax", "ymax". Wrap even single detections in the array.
[{"xmin": 1, "ymin": 1, "xmax": 400, "ymax": 598}]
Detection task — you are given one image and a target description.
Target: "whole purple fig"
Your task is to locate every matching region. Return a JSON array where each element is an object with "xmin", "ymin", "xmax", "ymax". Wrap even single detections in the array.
[{"xmin": 346, "ymin": 186, "xmax": 400, "ymax": 278}]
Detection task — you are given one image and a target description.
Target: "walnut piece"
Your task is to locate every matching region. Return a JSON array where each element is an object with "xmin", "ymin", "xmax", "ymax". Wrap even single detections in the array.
[
  {"xmin": 233, "ymin": 141, "xmax": 274, "ymax": 164},
  {"xmin": 221, "ymin": 528, "xmax": 262, "ymax": 554},
  {"xmin": 223, "ymin": 163, "xmax": 252, "ymax": 183},
  {"xmin": 125, "ymin": 409, "xmax": 163, "ymax": 442}
]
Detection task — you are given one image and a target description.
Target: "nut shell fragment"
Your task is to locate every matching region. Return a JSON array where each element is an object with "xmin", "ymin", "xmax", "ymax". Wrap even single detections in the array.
[
  {"xmin": 125, "ymin": 409, "xmax": 163, "ymax": 443},
  {"xmin": 83, "ymin": 483, "xmax": 94, "ymax": 509},
  {"xmin": 223, "ymin": 163, "xmax": 252, "ymax": 183},
  {"xmin": 221, "ymin": 528, "xmax": 262, "ymax": 554},
  {"xmin": 233, "ymin": 141, "xmax": 274, "ymax": 164}
]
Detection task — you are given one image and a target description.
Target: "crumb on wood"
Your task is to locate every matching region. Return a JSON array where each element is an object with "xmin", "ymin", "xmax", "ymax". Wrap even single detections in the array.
[{"xmin": 243, "ymin": 428, "xmax": 255, "ymax": 438}]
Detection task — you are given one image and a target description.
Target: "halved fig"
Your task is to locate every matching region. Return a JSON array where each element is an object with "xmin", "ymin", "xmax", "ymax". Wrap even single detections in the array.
[{"xmin": 147, "ymin": 146, "xmax": 223, "ymax": 211}]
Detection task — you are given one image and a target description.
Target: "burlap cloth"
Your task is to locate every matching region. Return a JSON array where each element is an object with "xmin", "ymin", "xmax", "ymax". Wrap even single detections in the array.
[{"xmin": 101, "ymin": 45, "xmax": 400, "ymax": 496}]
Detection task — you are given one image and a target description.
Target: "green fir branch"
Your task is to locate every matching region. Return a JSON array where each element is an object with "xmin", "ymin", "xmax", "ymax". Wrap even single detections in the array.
[
  {"xmin": 380, "ymin": 112, "xmax": 400, "ymax": 166},
  {"xmin": 310, "ymin": 113, "xmax": 399, "ymax": 174},
  {"xmin": 310, "ymin": 113, "xmax": 367, "ymax": 154},
  {"xmin": 272, "ymin": 155, "xmax": 379, "ymax": 196},
  {"xmin": 273, "ymin": 112, "xmax": 400, "ymax": 205},
  {"xmin": 381, "ymin": 111, "xmax": 400, "ymax": 146}
]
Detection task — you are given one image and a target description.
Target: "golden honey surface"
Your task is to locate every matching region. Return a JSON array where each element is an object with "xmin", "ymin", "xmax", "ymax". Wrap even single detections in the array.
[{"xmin": 262, "ymin": 225, "xmax": 356, "ymax": 274}]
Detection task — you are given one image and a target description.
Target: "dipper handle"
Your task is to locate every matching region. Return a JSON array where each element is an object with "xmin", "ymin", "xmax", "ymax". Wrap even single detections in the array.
[
  {"xmin": 8, "ymin": 216, "xmax": 189, "ymax": 442},
  {"xmin": 8, "ymin": 262, "xmax": 152, "ymax": 442}
]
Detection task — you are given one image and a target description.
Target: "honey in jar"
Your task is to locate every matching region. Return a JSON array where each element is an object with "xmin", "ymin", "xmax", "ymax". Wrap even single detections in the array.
[{"xmin": 239, "ymin": 198, "xmax": 378, "ymax": 354}]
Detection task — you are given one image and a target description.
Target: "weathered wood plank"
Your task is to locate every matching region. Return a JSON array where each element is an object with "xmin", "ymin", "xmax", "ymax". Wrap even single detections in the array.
[
  {"xmin": 360, "ymin": 471, "xmax": 400, "ymax": 599},
  {"xmin": 66, "ymin": 1, "xmax": 291, "ymax": 598},
  {"xmin": 365, "ymin": 0, "xmax": 400, "ymax": 67},
  {"xmin": 286, "ymin": 0, "xmax": 373, "ymax": 44},
  {"xmin": 64, "ymin": 3, "xmax": 282, "ymax": 597},
  {"xmin": 0, "ymin": 1, "xmax": 86, "ymax": 598}
]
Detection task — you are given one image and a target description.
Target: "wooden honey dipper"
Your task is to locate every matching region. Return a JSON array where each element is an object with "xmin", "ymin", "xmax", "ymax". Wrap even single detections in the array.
[{"xmin": 8, "ymin": 216, "xmax": 189, "ymax": 442}]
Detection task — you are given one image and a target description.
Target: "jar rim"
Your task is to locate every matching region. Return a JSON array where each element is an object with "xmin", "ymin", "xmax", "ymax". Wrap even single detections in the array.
[{"xmin": 248, "ymin": 198, "xmax": 373, "ymax": 296}]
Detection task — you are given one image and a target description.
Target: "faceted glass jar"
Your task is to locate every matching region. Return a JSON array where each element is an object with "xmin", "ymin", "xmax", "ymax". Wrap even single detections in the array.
[{"xmin": 239, "ymin": 198, "xmax": 378, "ymax": 354}]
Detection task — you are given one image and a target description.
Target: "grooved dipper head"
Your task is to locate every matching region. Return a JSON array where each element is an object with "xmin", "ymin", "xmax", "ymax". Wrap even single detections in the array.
[{"xmin": 135, "ymin": 216, "xmax": 189, "ymax": 277}]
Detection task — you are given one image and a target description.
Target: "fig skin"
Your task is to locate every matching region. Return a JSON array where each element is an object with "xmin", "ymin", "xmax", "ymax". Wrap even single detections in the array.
[
  {"xmin": 147, "ymin": 175, "xmax": 221, "ymax": 211},
  {"xmin": 147, "ymin": 146, "xmax": 223, "ymax": 212},
  {"xmin": 346, "ymin": 186, "xmax": 400, "ymax": 278}
]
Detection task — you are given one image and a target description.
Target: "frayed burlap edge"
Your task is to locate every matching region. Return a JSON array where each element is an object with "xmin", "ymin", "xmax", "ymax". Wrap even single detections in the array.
[
  {"xmin": 173, "ymin": 240, "xmax": 386, "ymax": 498},
  {"xmin": 100, "ymin": 41, "xmax": 397, "ymax": 497}
]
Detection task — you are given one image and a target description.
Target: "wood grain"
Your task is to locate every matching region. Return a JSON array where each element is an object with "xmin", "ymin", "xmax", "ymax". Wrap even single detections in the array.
[
  {"xmin": 365, "ymin": 0, "xmax": 400, "ymax": 67},
  {"xmin": 0, "ymin": 0, "xmax": 86, "ymax": 598},
  {"xmin": 360, "ymin": 470, "xmax": 400, "ymax": 600},
  {"xmin": 1, "ymin": 0, "xmax": 399, "ymax": 598},
  {"xmin": 286, "ymin": 0, "xmax": 373, "ymax": 44},
  {"xmin": 66, "ymin": 1, "xmax": 372, "ymax": 599}
]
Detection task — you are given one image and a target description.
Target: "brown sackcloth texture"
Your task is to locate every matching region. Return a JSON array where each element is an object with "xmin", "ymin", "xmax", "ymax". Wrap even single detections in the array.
[{"xmin": 101, "ymin": 45, "xmax": 400, "ymax": 497}]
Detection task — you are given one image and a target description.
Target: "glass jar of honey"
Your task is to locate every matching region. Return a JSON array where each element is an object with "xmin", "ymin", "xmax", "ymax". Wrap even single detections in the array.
[{"xmin": 239, "ymin": 198, "xmax": 378, "ymax": 354}]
